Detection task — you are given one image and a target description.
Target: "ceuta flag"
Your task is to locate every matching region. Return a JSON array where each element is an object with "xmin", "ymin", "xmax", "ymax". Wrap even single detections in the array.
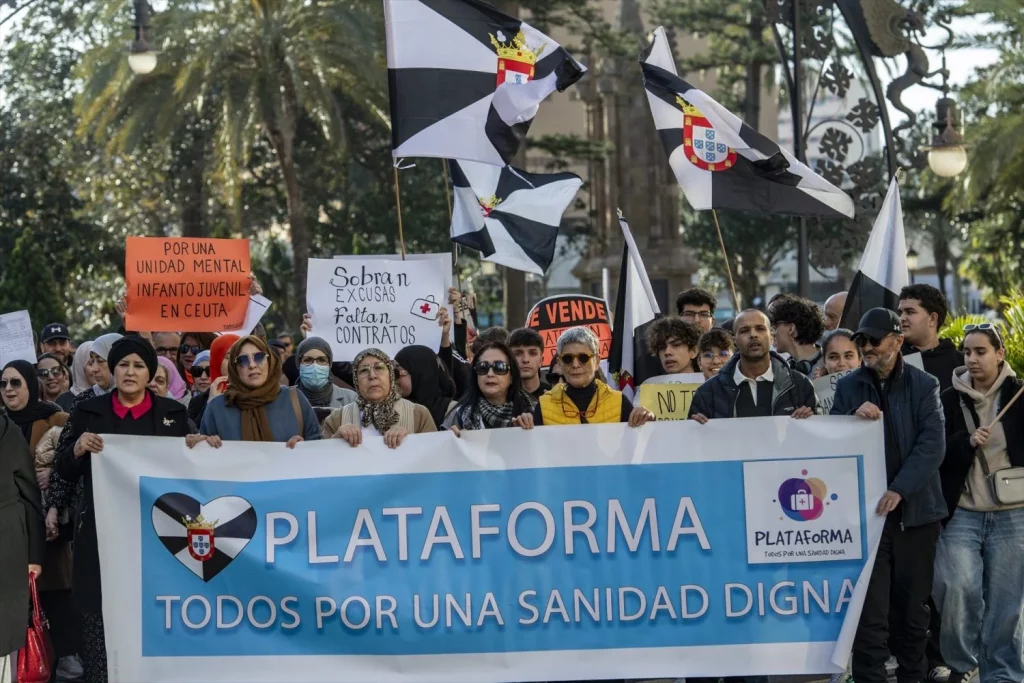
[
  {"xmin": 449, "ymin": 160, "xmax": 582, "ymax": 275},
  {"xmin": 385, "ymin": 0, "xmax": 586, "ymax": 166},
  {"xmin": 840, "ymin": 177, "xmax": 909, "ymax": 330},
  {"xmin": 640, "ymin": 27, "xmax": 855, "ymax": 218},
  {"xmin": 608, "ymin": 211, "xmax": 662, "ymax": 403}
]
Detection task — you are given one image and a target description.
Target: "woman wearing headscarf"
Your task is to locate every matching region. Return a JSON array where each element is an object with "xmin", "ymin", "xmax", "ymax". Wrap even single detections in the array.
[
  {"xmin": 187, "ymin": 350, "xmax": 212, "ymax": 427},
  {"xmin": 394, "ymin": 345, "xmax": 458, "ymax": 429},
  {"xmin": 0, "ymin": 409, "xmax": 44, "ymax": 678},
  {"xmin": 442, "ymin": 340, "xmax": 535, "ymax": 435},
  {"xmin": 295, "ymin": 337, "xmax": 357, "ymax": 421},
  {"xmin": 198, "ymin": 335, "xmax": 320, "ymax": 447},
  {"xmin": 37, "ymin": 353, "xmax": 70, "ymax": 405},
  {"xmin": 208, "ymin": 334, "xmax": 240, "ymax": 395},
  {"xmin": 322, "ymin": 348, "xmax": 436, "ymax": 449},
  {"xmin": 54, "ymin": 337, "xmax": 193, "ymax": 682},
  {"xmin": 533, "ymin": 326, "xmax": 655, "ymax": 427},
  {"xmin": 150, "ymin": 356, "xmax": 190, "ymax": 404},
  {"xmin": 56, "ymin": 341, "xmax": 93, "ymax": 412}
]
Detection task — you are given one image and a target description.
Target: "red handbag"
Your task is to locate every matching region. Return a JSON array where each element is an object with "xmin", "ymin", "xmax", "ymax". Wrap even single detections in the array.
[{"xmin": 17, "ymin": 573, "xmax": 53, "ymax": 683}]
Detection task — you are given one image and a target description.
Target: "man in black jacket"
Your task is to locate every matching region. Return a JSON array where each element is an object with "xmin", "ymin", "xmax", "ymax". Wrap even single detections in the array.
[
  {"xmin": 831, "ymin": 308, "xmax": 947, "ymax": 683},
  {"xmin": 688, "ymin": 309, "xmax": 817, "ymax": 421},
  {"xmin": 899, "ymin": 284, "xmax": 963, "ymax": 392}
]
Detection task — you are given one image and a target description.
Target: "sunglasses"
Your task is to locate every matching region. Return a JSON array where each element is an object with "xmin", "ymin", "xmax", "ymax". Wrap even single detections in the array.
[
  {"xmin": 855, "ymin": 333, "xmax": 891, "ymax": 349},
  {"xmin": 965, "ymin": 323, "xmax": 1000, "ymax": 337},
  {"xmin": 559, "ymin": 353, "xmax": 593, "ymax": 367},
  {"xmin": 37, "ymin": 368, "xmax": 65, "ymax": 379},
  {"xmin": 356, "ymin": 362, "xmax": 390, "ymax": 379},
  {"xmin": 193, "ymin": 365, "xmax": 211, "ymax": 377},
  {"xmin": 0, "ymin": 378, "xmax": 24, "ymax": 390},
  {"xmin": 179, "ymin": 344, "xmax": 203, "ymax": 356},
  {"xmin": 474, "ymin": 360, "xmax": 510, "ymax": 376},
  {"xmin": 234, "ymin": 352, "xmax": 268, "ymax": 368}
]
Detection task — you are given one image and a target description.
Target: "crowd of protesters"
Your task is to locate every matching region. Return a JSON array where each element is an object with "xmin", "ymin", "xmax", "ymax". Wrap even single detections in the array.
[{"xmin": 1, "ymin": 281, "xmax": 1021, "ymax": 683}]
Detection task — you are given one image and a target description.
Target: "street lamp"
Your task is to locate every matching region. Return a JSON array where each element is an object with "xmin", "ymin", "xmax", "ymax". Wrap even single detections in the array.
[
  {"xmin": 923, "ymin": 97, "xmax": 968, "ymax": 178},
  {"xmin": 906, "ymin": 248, "xmax": 919, "ymax": 284},
  {"xmin": 128, "ymin": 0, "xmax": 157, "ymax": 75}
]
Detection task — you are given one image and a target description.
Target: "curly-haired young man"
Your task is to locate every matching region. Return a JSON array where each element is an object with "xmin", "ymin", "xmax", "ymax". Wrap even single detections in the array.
[
  {"xmin": 645, "ymin": 317, "xmax": 702, "ymax": 375},
  {"xmin": 767, "ymin": 293, "xmax": 825, "ymax": 376}
]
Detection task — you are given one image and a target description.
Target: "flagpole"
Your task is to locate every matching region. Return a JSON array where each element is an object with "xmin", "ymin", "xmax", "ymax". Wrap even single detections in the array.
[
  {"xmin": 441, "ymin": 159, "xmax": 463, "ymax": 292},
  {"xmin": 392, "ymin": 164, "xmax": 407, "ymax": 260},
  {"xmin": 711, "ymin": 209, "xmax": 740, "ymax": 313}
]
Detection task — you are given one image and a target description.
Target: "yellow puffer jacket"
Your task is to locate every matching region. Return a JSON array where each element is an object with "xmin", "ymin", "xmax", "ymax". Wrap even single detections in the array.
[{"xmin": 539, "ymin": 381, "xmax": 623, "ymax": 425}]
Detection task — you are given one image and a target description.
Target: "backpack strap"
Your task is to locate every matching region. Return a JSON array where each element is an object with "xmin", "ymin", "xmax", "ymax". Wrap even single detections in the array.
[{"xmin": 290, "ymin": 388, "xmax": 304, "ymax": 437}]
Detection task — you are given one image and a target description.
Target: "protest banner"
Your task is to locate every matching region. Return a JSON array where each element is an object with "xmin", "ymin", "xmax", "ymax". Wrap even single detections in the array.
[
  {"xmin": 125, "ymin": 237, "xmax": 251, "ymax": 333},
  {"xmin": 307, "ymin": 257, "xmax": 445, "ymax": 361},
  {"xmin": 813, "ymin": 369, "xmax": 856, "ymax": 414},
  {"xmin": 526, "ymin": 294, "xmax": 613, "ymax": 366},
  {"xmin": 93, "ymin": 417, "xmax": 886, "ymax": 683},
  {"xmin": 0, "ymin": 310, "xmax": 37, "ymax": 365},
  {"xmin": 637, "ymin": 373, "xmax": 705, "ymax": 419}
]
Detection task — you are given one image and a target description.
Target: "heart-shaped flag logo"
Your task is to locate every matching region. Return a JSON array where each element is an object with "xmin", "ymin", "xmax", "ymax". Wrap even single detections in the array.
[{"xmin": 151, "ymin": 493, "xmax": 257, "ymax": 582}]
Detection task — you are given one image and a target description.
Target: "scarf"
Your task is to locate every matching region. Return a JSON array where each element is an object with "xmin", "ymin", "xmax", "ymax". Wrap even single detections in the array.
[
  {"xmin": 3, "ymin": 360, "xmax": 62, "ymax": 444},
  {"xmin": 156, "ymin": 356, "xmax": 189, "ymax": 400},
  {"xmin": 71, "ymin": 341, "xmax": 93, "ymax": 395},
  {"xmin": 224, "ymin": 335, "xmax": 283, "ymax": 442},
  {"xmin": 453, "ymin": 394, "xmax": 533, "ymax": 431},
  {"xmin": 354, "ymin": 348, "xmax": 401, "ymax": 434}
]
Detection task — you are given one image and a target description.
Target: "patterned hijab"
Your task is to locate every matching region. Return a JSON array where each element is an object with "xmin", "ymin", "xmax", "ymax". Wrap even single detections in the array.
[{"xmin": 353, "ymin": 348, "xmax": 401, "ymax": 434}]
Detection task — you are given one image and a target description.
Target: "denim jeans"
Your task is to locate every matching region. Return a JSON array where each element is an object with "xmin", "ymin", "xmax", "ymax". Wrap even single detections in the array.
[{"xmin": 933, "ymin": 506, "xmax": 1024, "ymax": 683}]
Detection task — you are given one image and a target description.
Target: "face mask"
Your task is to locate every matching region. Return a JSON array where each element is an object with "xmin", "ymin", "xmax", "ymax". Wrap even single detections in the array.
[{"xmin": 300, "ymin": 364, "xmax": 331, "ymax": 388}]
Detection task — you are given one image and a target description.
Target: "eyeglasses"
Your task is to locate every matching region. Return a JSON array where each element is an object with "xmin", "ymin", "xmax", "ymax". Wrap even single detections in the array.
[
  {"xmin": 682, "ymin": 311, "xmax": 713, "ymax": 320},
  {"xmin": 855, "ymin": 334, "xmax": 891, "ymax": 349},
  {"xmin": 37, "ymin": 368, "xmax": 65, "ymax": 379},
  {"xmin": 155, "ymin": 346, "xmax": 178, "ymax": 355},
  {"xmin": 300, "ymin": 356, "xmax": 330, "ymax": 367},
  {"xmin": 701, "ymin": 350, "xmax": 732, "ymax": 361},
  {"xmin": 0, "ymin": 378, "xmax": 24, "ymax": 390},
  {"xmin": 356, "ymin": 362, "xmax": 390, "ymax": 379},
  {"xmin": 559, "ymin": 353, "xmax": 593, "ymax": 367},
  {"xmin": 179, "ymin": 344, "xmax": 203, "ymax": 356},
  {"xmin": 193, "ymin": 365, "xmax": 211, "ymax": 377},
  {"xmin": 234, "ymin": 352, "xmax": 268, "ymax": 368},
  {"xmin": 474, "ymin": 360, "xmax": 510, "ymax": 376}
]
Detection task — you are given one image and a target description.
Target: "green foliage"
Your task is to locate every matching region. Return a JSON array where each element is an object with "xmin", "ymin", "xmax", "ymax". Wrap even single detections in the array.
[
  {"xmin": 940, "ymin": 291, "xmax": 1024, "ymax": 377},
  {"xmin": 0, "ymin": 229, "xmax": 67, "ymax": 328}
]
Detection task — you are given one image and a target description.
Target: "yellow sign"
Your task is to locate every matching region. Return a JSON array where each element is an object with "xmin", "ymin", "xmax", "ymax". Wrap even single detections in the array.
[{"xmin": 639, "ymin": 383, "xmax": 703, "ymax": 421}]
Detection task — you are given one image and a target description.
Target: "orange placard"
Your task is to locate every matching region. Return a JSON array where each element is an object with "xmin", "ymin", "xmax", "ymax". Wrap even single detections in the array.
[
  {"xmin": 125, "ymin": 237, "xmax": 251, "ymax": 333},
  {"xmin": 525, "ymin": 294, "xmax": 613, "ymax": 366}
]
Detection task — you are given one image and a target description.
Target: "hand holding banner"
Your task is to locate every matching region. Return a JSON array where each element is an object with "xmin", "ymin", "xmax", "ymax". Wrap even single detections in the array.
[
  {"xmin": 125, "ymin": 237, "xmax": 251, "ymax": 332},
  {"xmin": 307, "ymin": 257, "xmax": 445, "ymax": 361}
]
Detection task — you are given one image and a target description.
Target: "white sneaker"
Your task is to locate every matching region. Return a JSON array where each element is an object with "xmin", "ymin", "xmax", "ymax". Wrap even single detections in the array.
[
  {"xmin": 55, "ymin": 655, "xmax": 83, "ymax": 681},
  {"xmin": 927, "ymin": 666, "xmax": 951, "ymax": 682},
  {"xmin": 886, "ymin": 656, "xmax": 898, "ymax": 675}
]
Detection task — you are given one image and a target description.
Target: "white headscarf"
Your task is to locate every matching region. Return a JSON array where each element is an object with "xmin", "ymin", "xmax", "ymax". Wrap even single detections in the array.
[
  {"xmin": 71, "ymin": 341, "xmax": 93, "ymax": 395},
  {"xmin": 89, "ymin": 333, "xmax": 123, "ymax": 395}
]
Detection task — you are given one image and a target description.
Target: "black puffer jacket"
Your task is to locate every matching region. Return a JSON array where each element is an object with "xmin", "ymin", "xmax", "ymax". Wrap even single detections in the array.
[{"xmin": 687, "ymin": 352, "xmax": 817, "ymax": 419}]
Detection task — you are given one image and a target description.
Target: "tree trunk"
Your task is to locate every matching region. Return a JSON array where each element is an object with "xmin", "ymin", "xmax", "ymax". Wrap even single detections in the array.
[
  {"xmin": 265, "ymin": 115, "xmax": 309, "ymax": 323},
  {"xmin": 932, "ymin": 232, "xmax": 950, "ymax": 298},
  {"xmin": 744, "ymin": 15, "xmax": 764, "ymax": 129}
]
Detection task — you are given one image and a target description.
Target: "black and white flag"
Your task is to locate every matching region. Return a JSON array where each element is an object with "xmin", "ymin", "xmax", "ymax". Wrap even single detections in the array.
[
  {"xmin": 385, "ymin": 0, "xmax": 586, "ymax": 166},
  {"xmin": 450, "ymin": 160, "xmax": 582, "ymax": 275},
  {"xmin": 151, "ymin": 493, "xmax": 257, "ymax": 582},
  {"xmin": 840, "ymin": 177, "xmax": 909, "ymax": 330},
  {"xmin": 640, "ymin": 27, "xmax": 854, "ymax": 218}
]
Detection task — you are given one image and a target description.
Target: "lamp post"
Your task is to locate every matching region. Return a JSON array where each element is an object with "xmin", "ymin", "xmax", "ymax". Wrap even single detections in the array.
[
  {"xmin": 906, "ymin": 248, "xmax": 919, "ymax": 284},
  {"xmin": 923, "ymin": 97, "xmax": 968, "ymax": 178},
  {"xmin": 128, "ymin": 0, "xmax": 157, "ymax": 75}
]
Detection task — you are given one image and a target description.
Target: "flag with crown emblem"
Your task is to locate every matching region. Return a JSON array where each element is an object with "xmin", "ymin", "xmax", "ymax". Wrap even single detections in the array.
[
  {"xmin": 449, "ymin": 160, "xmax": 582, "ymax": 274},
  {"xmin": 640, "ymin": 27, "xmax": 855, "ymax": 218},
  {"xmin": 385, "ymin": 0, "xmax": 586, "ymax": 166}
]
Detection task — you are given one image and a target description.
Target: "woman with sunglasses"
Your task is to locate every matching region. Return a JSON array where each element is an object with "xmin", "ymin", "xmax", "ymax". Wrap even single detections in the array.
[
  {"xmin": 54, "ymin": 337, "xmax": 193, "ymax": 682},
  {"xmin": 295, "ymin": 337, "xmax": 357, "ymax": 417},
  {"xmin": 186, "ymin": 350, "xmax": 213, "ymax": 427},
  {"xmin": 175, "ymin": 332, "xmax": 216, "ymax": 392},
  {"xmin": 36, "ymin": 353, "xmax": 70, "ymax": 405},
  {"xmin": 197, "ymin": 335, "xmax": 320, "ymax": 448},
  {"xmin": 323, "ymin": 348, "xmax": 436, "ymax": 449},
  {"xmin": 442, "ymin": 341, "xmax": 535, "ymax": 435},
  {"xmin": 933, "ymin": 324, "xmax": 1024, "ymax": 683},
  {"xmin": 534, "ymin": 327, "xmax": 655, "ymax": 427}
]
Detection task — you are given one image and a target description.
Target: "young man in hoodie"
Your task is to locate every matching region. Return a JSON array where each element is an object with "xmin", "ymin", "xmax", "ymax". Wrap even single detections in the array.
[{"xmin": 899, "ymin": 284, "xmax": 963, "ymax": 392}]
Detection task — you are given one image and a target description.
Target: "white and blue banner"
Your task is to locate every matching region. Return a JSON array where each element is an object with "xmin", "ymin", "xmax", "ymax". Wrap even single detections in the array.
[{"xmin": 93, "ymin": 417, "xmax": 886, "ymax": 683}]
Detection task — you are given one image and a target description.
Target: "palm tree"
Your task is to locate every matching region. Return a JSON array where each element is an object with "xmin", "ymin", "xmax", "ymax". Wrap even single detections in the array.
[{"xmin": 76, "ymin": 0, "xmax": 388, "ymax": 307}]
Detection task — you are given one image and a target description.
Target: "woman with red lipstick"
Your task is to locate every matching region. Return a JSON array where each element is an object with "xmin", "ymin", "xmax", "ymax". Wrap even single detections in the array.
[{"xmin": 442, "ymin": 341, "xmax": 535, "ymax": 435}]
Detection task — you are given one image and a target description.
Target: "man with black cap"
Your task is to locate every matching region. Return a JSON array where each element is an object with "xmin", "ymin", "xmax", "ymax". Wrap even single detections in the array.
[
  {"xmin": 831, "ymin": 308, "xmax": 947, "ymax": 683},
  {"xmin": 39, "ymin": 322, "xmax": 72, "ymax": 365}
]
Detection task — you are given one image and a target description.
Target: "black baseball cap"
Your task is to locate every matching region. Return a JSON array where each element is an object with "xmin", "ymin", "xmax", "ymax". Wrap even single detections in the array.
[
  {"xmin": 853, "ymin": 308, "xmax": 902, "ymax": 341},
  {"xmin": 40, "ymin": 323, "xmax": 70, "ymax": 343}
]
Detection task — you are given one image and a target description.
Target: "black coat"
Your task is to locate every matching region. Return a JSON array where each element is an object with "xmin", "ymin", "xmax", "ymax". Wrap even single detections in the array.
[
  {"xmin": 939, "ymin": 376, "xmax": 1024, "ymax": 519},
  {"xmin": 903, "ymin": 339, "xmax": 963, "ymax": 393},
  {"xmin": 688, "ymin": 352, "xmax": 817, "ymax": 419},
  {"xmin": 0, "ymin": 414, "xmax": 45, "ymax": 655},
  {"xmin": 831, "ymin": 359, "xmax": 947, "ymax": 527},
  {"xmin": 54, "ymin": 391, "xmax": 192, "ymax": 613}
]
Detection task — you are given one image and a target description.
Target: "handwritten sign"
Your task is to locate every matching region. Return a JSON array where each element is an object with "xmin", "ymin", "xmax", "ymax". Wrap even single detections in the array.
[
  {"xmin": 307, "ymin": 257, "xmax": 445, "ymax": 361},
  {"xmin": 637, "ymin": 373, "xmax": 705, "ymax": 420},
  {"xmin": 0, "ymin": 310, "xmax": 37, "ymax": 365},
  {"xmin": 813, "ymin": 369, "xmax": 855, "ymax": 414},
  {"xmin": 125, "ymin": 237, "xmax": 251, "ymax": 333},
  {"xmin": 335, "ymin": 253, "xmax": 453, "ymax": 295},
  {"xmin": 526, "ymin": 294, "xmax": 612, "ymax": 366}
]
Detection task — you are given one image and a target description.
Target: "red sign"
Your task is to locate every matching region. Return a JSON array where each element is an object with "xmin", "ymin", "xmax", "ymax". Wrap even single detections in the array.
[{"xmin": 526, "ymin": 294, "xmax": 613, "ymax": 367}]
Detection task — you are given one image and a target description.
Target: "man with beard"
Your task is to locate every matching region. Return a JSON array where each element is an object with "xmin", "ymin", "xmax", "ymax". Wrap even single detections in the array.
[
  {"xmin": 688, "ymin": 309, "xmax": 816, "ymax": 422},
  {"xmin": 831, "ymin": 308, "xmax": 946, "ymax": 683}
]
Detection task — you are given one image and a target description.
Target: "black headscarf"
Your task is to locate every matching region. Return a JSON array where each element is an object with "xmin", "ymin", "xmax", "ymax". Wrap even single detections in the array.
[
  {"xmin": 3, "ymin": 360, "xmax": 62, "ymax": 444},
  {"xmin": 107, "ymin": 336, "xmax": 158, "ymax": 382},
  {"xmin": 395, "ymin": 345, "xmax": 455, "ymax": 428}
]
